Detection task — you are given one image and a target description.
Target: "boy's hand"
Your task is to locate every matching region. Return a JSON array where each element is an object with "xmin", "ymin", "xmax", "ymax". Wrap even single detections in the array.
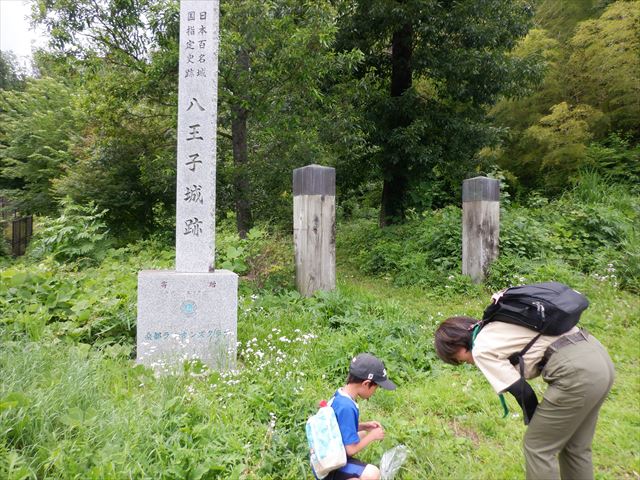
[
  {"xmin": 367, "ymin": 426, "xmax": 385, "ymax": 441},
  {"xmin": 346, "ymin": 425, "xmax": 386, "ymax": 456},
  {"xmin": 359, "ymin": 421, "xmax": 382, "ymax": 431}
]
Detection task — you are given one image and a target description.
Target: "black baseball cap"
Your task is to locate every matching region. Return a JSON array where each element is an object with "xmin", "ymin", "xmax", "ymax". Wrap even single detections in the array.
[{"xmin": 349, "ymin": 353, "xmax": 396, "ymax": 390}]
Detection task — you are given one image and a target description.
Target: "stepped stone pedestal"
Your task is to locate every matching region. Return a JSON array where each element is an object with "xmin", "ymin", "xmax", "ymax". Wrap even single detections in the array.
[{"xmin": 137, "ymin": 270, "xmax": 237, "ymax": 370}]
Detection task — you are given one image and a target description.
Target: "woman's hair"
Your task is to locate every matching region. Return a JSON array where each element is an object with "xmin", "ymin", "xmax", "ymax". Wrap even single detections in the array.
[{"xmin": 434, "ymin": 316, "xmax": 478, "ymax": 365}]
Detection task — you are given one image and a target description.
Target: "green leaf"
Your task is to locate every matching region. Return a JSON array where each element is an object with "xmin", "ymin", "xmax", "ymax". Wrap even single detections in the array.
[{"xmin": 0, "ymin": 392, "xmax": 30, "ymax": 411}]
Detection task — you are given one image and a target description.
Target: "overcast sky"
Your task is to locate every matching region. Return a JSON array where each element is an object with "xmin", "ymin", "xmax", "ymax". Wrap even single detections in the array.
[{"xmin": 1, "ymin": 0, "xmax": 46, "ymax": 64}]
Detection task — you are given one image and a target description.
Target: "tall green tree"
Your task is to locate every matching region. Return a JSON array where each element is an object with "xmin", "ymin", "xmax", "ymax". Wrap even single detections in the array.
[
  {"xmin": 0, "ymin": 51, "xmax": 26, "ymax": 91},
  {"xmin": 30, "ymin": 0, "xmax": 183, "ymax": 237},
  {"xmin": 0, "ymin": 77, "xmax": 81, "ymax": 215},
  {"xmin": 533, "ymin": 0, "xmax": 607, "ymax": 41},
  {"xmin": 31, "ymin": 0, "xmax": 352, "ymax": 237},
  {"xmin": 490, "ymin": 0, "xmax": 639, "ymax": 194},
  {"xmin": 566, "ymin": 1, "xmax": 640, "ymax": 137},
  {"xmin": 335, "ymin": 0, "xmax": 539, "ymax": 225},
  {"xmin": 218, "ymin": 0, "xmax": 346, "ymax": 236}
]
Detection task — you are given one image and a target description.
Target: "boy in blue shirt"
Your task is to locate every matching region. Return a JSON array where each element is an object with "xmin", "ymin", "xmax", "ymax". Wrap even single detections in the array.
[{"xmin": 320, "ymin": 353, "xmax": 396, "ymax": 480}]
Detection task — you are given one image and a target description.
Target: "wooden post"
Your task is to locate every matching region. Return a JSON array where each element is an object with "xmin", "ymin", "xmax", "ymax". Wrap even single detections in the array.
[
  {"xmin": 293, "ymin": 165, "xmax": 336, "ymax": 296},
  {"xmin": 462, "ymin": 176, "xmax": 500, "ymax": 283}
]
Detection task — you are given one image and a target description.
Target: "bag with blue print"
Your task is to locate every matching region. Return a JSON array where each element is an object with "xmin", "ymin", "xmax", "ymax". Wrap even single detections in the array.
[{"xmin": 306, "ymin": 399, "xmax": 346, "ymax": 479}]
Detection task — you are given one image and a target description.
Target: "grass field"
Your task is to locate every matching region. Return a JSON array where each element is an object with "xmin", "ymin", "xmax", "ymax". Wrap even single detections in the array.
[{"xmin": 1, "ymin": 254, "xmax": 638, "ymax": 479}]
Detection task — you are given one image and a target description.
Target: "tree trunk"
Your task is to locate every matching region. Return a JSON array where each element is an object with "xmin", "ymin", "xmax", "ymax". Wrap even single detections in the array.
[
  {"xmin": 232, "ymin": 49, "xmax": 252, "ymax": 238},
  {"xmin": 380, "ymin": 22, "xmax": 413, "ymax": 227}
]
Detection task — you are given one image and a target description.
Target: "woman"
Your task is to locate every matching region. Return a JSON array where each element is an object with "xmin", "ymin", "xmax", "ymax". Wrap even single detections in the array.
[{"xmin": 434, "ymin": 315, "xmax": 614, "ymax": 480}]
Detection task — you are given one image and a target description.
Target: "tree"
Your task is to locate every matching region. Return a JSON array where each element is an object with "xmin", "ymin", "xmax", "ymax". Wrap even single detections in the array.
[
  {"xmin": 0, "ymin": 77, "xmax": 81, "ymax": 215},
  {"xmin": 218, "ymin": 1, "xmax": 343, "ymax": 236},
  {"xmin": 522, "ymin": 102, "xmax": 607, "ymax": 191},
  {"xmin": 490, "ymin": 0, "xmax": 639, "ymax": 195},
  {"xmin": 0, "ymin": 51, "xmax": 26, "ymax": 91},
  {"xmin": 335, "ymin": 0, "xmax": 539, "ymax": 225},
  {"xmin": 533, "ymin": 0, "xmax": 607, "ymax": 41},
  {"xmin": 566, "ymin": 1, "xmax": 640, "ymax": 137},
  {"xmin": 31, "ymin": 0, "xmax": 352, "ymax": 237},
  {"xmin": 30, "ymin": 0, "xmax": 182, "ymax": 237}
]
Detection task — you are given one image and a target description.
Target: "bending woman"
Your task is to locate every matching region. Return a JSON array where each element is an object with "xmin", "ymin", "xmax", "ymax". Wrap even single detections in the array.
[{"xmin": 434, "ymin": 316, "xmax": 614, "ymax": 480}]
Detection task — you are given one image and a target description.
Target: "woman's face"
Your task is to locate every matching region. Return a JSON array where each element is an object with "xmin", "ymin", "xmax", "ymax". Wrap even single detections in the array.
[{"xmin": 453, "ymin": 348, "xmax": 475, "ymax": 365}]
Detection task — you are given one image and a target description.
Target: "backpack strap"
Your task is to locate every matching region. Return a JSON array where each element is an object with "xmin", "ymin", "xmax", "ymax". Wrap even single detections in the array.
[
  {"xmin": 470, "ymin": 321, "xmax": 509, "ymax": 418},
  {"xmin": 507, "ymin": 333, "xmax": 542, "ymax": 424},
  {"xmin": 473, "ymin": 322, "xmax": 543, "ymax": 421}
]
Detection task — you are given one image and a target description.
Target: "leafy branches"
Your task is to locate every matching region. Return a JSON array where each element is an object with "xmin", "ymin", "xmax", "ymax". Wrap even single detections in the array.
[
  {"xmin": 0, "ymin": 77, "xmax": 81, "ymax": 215},
  {"xmin": 28, "ymin": 197, "xmax": 110, "ymax": 264}
]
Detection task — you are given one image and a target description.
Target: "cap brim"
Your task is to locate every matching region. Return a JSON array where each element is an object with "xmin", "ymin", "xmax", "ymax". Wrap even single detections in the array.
[{"xmin": 377, "ymin": 378, "xmax": 396, "ymax": 390}]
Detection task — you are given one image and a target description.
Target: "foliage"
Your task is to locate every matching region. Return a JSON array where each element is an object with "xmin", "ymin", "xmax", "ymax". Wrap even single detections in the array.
[
  {"xmin": 27, "ymin": 0, "xmax": 181, "ymax": 238},
  {"xmin": 216, "ymin": 217, "xmax": 295, "ymax": 292},
  {"xmin": 27, "ymin": 198, "xmax": 111, "ymax": 265},
  {"xmin": 519, "ymin": 102, "xmax": 607, "ymax": 192},
  {"xmin": 28, "ymin": 0, "xmax": 358, "ymax": 235},
  {"xmin": 491, "ymin": 0, "xmax": 640, "ymax": 196},
  {"xmin": 0, "ymin": 238, "xmax": 9, "ymax": 259},
  {"xmin": 334, "ymin": 0, "xmax": 541, "ymax": 224},
  {"xmin": 0, "ymin": 77, "xmax": 81, "ymax": 215},
  {"xmin": 584, "ymin": 133, "xmax": 640, "ymax": 191},
  {"xmin": 339, "ymin": 206, "xmax": 484, "ymax": 297},
  {"xmin": 566, "ymin": 1, "xmax": 640, "ymax": 135},
  {"xmin": 217, "ymin": 0, "xmax": 356, "ymax": 233},
  {"xmin": 0, "ymin": 51, "xmax": 26, "ymax": 91},
  {"xmin": 7, "ymin": 0, "xmax": 636, "ymax": 235},
  {"xmin": 0, "ymin": 222, "xmax": 295, "ymax": 346},
  {"xmin": 0, "ymin": 238, "xmax": 173, "ymax": 346},
  {"xmin": 533, "ymin": 0, "xmax": 608, "ymax": 41},
  {"xmin": 340, "ymin": 176, "xmax": 639, "ymax": 294}
]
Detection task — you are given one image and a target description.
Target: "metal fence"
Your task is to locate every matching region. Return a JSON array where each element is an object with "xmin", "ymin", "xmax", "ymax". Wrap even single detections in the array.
[
  {"xmin": 1, "ymin": 197, "xmax": 34, "ymax": 256},
  {"xmin": 11, "ymin": 215, "xmax": 33, "ymax": 256}
]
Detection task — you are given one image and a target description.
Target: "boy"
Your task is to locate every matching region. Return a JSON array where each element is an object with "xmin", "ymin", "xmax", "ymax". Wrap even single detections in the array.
[{"xmin": 317, "ymin": 353, "xmax": 396, "ymax": 480}]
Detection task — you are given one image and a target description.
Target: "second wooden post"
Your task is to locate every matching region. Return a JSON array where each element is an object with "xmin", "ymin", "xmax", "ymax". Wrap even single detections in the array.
[
  {"xmin": 462, "ymin": 176, "xmax": 500, "ymax": 283},
  {"xmin": 293, "ymin": 164, "xmax": 336, "ymax": 296}
]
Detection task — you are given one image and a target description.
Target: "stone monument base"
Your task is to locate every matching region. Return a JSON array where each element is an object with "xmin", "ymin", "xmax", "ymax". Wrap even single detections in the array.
[{"xmin": 136, "ymin": 269, "xmax": 238, "ymax": 372}]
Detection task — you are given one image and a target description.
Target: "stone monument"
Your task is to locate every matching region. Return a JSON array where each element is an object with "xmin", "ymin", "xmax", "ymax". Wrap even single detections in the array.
[
  {"xmin": 462, "ymin": 176, "xmax": 500, "ymax": 283},
  {"xmin": 293, "ymin": 165, "xmax": 336, "ymax": 296},
  {"xmin": 137, "ymin": 0, "xmax": 238, "ymax": 372}
]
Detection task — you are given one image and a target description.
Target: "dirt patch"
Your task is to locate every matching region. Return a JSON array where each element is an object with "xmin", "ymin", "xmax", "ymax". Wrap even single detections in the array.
[{"xmin": 449, "ymin": 419, "xmax": 480, "ymax": 445}]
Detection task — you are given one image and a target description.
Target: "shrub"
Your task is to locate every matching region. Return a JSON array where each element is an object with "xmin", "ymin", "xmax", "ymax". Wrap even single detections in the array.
[
  {"xmin": 27, "ymin": 198, "xmax": 110, "ymax": 265},
  {"xmin": 216, "ymin": 219, "xmax": 294, "ymax": 292},
  {"xmin": 339, "ymin": 206, "xmax": 466, "ymax": 294},
  {"xmin": 340, "ymin": 176, "xmax": 638, "ymax": 294}
]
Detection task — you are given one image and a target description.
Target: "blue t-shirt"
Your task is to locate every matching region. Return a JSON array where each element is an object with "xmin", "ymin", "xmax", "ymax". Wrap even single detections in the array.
[{"xmin": 330, "ymin": 388, "xmax": 360, "ymax": 447}]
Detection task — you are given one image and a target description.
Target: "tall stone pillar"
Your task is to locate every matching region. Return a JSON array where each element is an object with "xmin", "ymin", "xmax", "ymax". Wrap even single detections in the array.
[
  {"xmin": 462, "ymin": 176, "xmax": 500, "ymax": 283},
  {"xmin": 136, "ymin": 1, "xmax": 238, "ymax": 373},
  {"xmin": 293, "ymin": 165, "xmax": 336, "ymax": 296}
]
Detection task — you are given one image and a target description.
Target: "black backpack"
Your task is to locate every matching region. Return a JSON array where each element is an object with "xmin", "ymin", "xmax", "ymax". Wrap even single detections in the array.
[
  {"xmin": 473, "ymin": 282, "xmax": 589, "ymax": 422},
  {"xmin": 480, "ymin": 281, "xmax": 589, "ymax": 336}
]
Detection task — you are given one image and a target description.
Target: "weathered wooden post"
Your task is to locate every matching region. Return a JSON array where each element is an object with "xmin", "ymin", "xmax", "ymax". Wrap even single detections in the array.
[
  {"xmin": 462, "ymin": 176, "xmax": 500, "ymax": 283},
  {"xmin": 293, "ymin": 164, "xmax": 336, "ymax": 296}
]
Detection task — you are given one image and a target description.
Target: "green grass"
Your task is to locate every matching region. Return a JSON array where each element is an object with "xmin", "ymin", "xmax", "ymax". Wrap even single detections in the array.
[{"xmin": 1, "ymin": 259, "xmax": 639, "ymax": 479}]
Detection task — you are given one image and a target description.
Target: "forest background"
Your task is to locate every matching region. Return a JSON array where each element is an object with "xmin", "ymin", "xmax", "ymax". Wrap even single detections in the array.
[{"xmin": 0, "ymin": 0, "xmax": 638, "ymax": 478}]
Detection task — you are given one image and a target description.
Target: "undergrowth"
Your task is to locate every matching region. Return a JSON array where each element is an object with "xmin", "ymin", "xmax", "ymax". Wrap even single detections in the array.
[
  {"xmin": 339, "ymin": 174, "xmax": 639, "ymax": 294},
  {"xmin": 1, "ymin": 178, "xmax": 638, "ymax": 478}
]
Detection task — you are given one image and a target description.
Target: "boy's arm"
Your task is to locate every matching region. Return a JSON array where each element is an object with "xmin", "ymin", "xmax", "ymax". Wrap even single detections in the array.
[{"xmin": 344, "ymin": 426, "xmax": 384, "ymax": 457}]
